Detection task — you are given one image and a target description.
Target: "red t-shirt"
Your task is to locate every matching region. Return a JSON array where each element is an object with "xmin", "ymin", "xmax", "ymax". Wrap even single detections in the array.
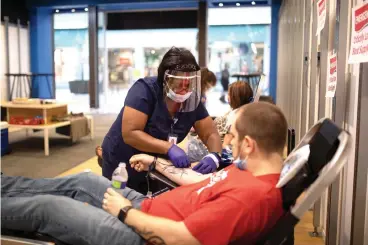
[{"xmin": 141, "ymin": 165, "xmax": 284, "ymax": 245}]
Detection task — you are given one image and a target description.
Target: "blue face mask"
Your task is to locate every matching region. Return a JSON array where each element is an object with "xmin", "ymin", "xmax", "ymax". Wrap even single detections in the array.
[
  {"xmin": 233, "ymin": 141, "xmax": 248, "ymax": 170},
  {"xmin": 234, "ymin": 157, "xmax": 247, "ymax": 170}
]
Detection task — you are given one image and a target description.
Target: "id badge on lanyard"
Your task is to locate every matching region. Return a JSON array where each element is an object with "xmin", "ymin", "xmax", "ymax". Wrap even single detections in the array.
[{"xmin": 168, "ymin": 117, "xmax": 178, "ymax": 145}]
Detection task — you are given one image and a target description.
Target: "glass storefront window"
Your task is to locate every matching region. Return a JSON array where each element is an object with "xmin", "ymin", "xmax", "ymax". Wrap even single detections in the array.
[
  {"xmin": 53, "ymin": 12, "xmax": 90, "ymax": 112},
  {"xmin": 105, "ymin": 29, "xmax": 197, "ymax": 84},
  {"xmin": 208, "ymin": 6, "xmax": 271, "ymax": 95},
  {"xmin": 54, "ymin": 29, "xmax": 89, "ymax": 86},
  {"xmin": 208, "ymin": 24, "xmax": 270, "ymax": 94}
]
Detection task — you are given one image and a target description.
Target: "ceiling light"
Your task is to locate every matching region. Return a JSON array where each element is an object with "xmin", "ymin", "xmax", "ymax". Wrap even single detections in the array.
[
  {"xmin": 251, "ymin": 1, "xmax": 256, "ymax": 5},
  {"xmin": 71, "ymin": 9, "xmax": 75, "ymax": 12},
  {"xmin": 236, "ymin": 3, "xmax": 240, "ymax": 6},
  {"xmin": 55, "ymin": 9, "xmax": 59, "ymax": 13},
  {"xmin": 219, "ymin": 3, "xmax": 223, "ymax": 7},
  {"xmin": 84, "ymin": 8, "xmax": 88, "ymax": 11}
]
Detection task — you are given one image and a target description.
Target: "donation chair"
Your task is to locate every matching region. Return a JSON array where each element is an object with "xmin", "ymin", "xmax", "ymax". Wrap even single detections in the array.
[{"xmin": 1, "ymin": 118, "xmax": 351, "ymax": 245}]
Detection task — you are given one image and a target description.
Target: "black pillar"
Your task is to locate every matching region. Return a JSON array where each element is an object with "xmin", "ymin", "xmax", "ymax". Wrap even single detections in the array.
[
  {"xmin": 197, "ymin": 1, "xmax": 208, "ymax": 67},
  {"xmin": 88, "ymin": 5, "xmax": 99, "ymax": 108}
]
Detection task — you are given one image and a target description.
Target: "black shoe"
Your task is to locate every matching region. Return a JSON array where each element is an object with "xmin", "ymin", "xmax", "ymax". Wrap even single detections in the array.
[{"xmin": 97, "ymin": 157, "xmax": 103, "ymax": 168}]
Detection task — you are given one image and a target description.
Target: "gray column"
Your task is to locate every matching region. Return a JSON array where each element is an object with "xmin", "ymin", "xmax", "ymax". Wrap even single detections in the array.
[
  {"xmin": 324, "ymin": 0, "xmax": 345, "ymax": 244},
  {"xmin": 88, "ymin": 5, "xmax": 99, "ymax": 108},
  {"xmin": 197, "ymin": 0, "xmax": 208, "ymax": 67},
  {"xmin": 351, "ymin": 62, "xmax": 368, "ymax": 245},
  {"xmin": 308, "ymin": 1, "xmax": 319, "ymax": 128},
  {"xmin": 301, "ymin": 0, "xmax": 312, "ymax": 138}
]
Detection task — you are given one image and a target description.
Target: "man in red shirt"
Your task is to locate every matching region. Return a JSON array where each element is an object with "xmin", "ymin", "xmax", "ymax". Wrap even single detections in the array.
[{"xmin": 2, "ymin": 102, "xmax": 287, "ymax": 245}]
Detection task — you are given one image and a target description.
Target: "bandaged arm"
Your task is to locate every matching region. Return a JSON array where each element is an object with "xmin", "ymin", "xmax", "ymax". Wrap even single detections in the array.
[{"xmin": 130, "ymin": 155, "xmax": 211, "ymax": 186}]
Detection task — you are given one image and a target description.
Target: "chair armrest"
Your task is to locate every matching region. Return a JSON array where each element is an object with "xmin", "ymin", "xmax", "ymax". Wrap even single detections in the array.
[
  {"xmin": 1, "ymin": 228, "xmax": 69, "ymax": 245},
  {"xmin": 149, "ymin": 170, "xmax": 179, "ymax": 189}
]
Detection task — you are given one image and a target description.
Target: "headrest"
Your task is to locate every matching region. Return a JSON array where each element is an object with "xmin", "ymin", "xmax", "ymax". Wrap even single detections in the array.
[
  {"xmin": 278, "ymin": 118, "xmax": 351, "ymax": 211},
  {"xmin": 276, "ymin": 144, "xmax": 310, "ymax": 188}
]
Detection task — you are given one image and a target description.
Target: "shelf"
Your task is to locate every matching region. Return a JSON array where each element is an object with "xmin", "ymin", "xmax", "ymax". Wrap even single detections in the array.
[
  {"xmin": 7, "ymin": 121, "xmax": 71, "ymax": 129},
  {"xmin": 1, "ymin": 102, "xmax": 68, "ymax": 109}
]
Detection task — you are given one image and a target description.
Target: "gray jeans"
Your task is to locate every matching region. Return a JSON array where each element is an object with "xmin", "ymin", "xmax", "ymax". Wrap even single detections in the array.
[{"xmin": 1, "ymin": 173, "xmax": 147, "ymax": 245}]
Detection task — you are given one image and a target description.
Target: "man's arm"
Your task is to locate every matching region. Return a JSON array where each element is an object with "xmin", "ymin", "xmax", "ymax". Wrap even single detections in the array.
[
  {"xmin": 125, "ymin": 210, "xmax": 201, "ymax": 245},
  {"xmin": 155, "ymin": 158, "xmax": 210, "ymax": 186},
  {"xmin": 103, "ymin": 188, "xmax": 201, "ymax": 245},
  {"xmin": 129, "ymin": 154, "xmax": 211, "ymax": 186}
]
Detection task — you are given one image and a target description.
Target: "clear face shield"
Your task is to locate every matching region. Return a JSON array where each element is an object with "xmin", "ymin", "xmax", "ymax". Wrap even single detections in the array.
[{"xmin": 164, "ymin": 70, "xmax": 201, "ymax": 112}]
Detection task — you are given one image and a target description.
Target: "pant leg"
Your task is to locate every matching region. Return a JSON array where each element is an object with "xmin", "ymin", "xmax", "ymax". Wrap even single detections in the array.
[
  {"xmin": 1, "ymin": 195, "xmax": 145, "ymax": 245},
  {"xmin": 1, "ymin": 173, "xmax": 147, "ymax": 210}
]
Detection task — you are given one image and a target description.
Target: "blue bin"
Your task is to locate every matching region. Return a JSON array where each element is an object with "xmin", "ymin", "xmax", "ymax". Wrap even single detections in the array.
[{"xmin": 1, "ymin": 122, "xmax": 9, "ymax": 156}]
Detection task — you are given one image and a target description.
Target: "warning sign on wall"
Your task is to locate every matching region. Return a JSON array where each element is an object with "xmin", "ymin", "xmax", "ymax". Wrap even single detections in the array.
[
  {"xmin": 316, "ymin": 0, "xmax": 327, "ymax": 36},
  {"xmin": 348, "ymin": 2, "xmax": 368, "ymax": 64},
  {"xmin": 326, "ymin": 53, "xmax": 337, "ymax": 98}
]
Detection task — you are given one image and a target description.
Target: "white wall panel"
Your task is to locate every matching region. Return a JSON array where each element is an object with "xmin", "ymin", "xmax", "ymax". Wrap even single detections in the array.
[
  {"xmin": 0, "ymin": 24, "xmax": 7, "ymax": 101},
  {"xmin": 3, "ymin": 25, "xmax": 31, "ymax": 100},
  {"xmin": 20, "ymin": 28, "xmax": 30, "ymax": 73}
]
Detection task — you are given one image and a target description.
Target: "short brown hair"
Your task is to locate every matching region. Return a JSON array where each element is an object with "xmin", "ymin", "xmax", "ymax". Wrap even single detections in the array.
[
  {"xmin": 228, "ymin": 81, "xmax": 253, "ymax": 109},
  {"xmin": 201, "ymin": 68, "xmax": 217, "ymax": 94},
  {"xmin": 235, "ymin": 102, "xmax": 288, "ymax": 154}
]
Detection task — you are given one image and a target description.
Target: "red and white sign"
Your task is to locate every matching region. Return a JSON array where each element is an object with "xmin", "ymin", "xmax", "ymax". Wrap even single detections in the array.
[
  {"xmin": 348, "ymin": 2, "xmax": 368, "ymax": 64},
  {"xmin": 316, "ymin": 0, "xmax": 327, "ymax": 36},
  {"xmin": 326, "ymin": 53, "xmax": 337, "ymax": 98}
]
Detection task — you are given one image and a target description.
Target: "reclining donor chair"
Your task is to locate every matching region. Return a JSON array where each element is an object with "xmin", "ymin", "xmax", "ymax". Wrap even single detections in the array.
[
  {"xmin": 150, "ymin": 117, "xmax": 351, "ymax": 245},
  {"xmin": 1, "ymin": 118, "xmax": 352, "ymax": 245}
]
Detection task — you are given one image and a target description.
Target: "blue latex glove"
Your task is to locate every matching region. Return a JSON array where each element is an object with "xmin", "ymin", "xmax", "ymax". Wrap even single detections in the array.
[
  {"xmin": 167, "ymin": 144, "xmax": 190, "ymax": 168},
  {"xmin": 193, "ymin": 153, "xmax": 220, "ymax": 174}
]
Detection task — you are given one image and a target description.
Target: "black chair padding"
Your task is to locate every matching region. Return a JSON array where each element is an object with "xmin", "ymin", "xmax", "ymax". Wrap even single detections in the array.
[{"xmin": 150, "ymin": 171, "xmax": 179, "ymax": 189}]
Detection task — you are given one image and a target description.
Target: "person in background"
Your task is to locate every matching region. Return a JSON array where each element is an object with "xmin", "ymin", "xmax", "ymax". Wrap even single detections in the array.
[
  {"xmin": 219, "ymin": 63, "xmax": 230, "ymax": 103},
  {"xmin": 200, "ymin": 68, "xmax": 217, "ymax": 106},
  {"xmin": 188, "ymin": 81, "xmax": 253, "ymax": 166},
  {"xmin": 220, "ymin": 81, "xmax": 254, "ymax": 148},
  {"xmin": 189, "ymin": 68, "xmax": 217, "ymax": 134}
]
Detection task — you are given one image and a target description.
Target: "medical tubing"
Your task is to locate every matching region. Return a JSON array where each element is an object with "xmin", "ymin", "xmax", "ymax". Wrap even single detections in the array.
[{"xmin": 146, "ymin": 156, "xmax": 158, "ymax": 197}]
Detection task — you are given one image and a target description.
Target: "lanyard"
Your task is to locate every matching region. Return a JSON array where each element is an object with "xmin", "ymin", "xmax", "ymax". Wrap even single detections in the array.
[
  {"xmin": 170, "ymin": 117, "xmax": 178, "ymax": 134},
  {"xmin": 170, "ymin": 107, "xmax": 181, "ymax": 134}
]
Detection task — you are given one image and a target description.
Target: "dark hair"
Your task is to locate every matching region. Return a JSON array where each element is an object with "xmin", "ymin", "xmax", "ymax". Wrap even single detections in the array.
[
  {"xmin": 200, "ymin": 68, "xmax": 217, "ymax": 95},
  {"xmin": 157, "ymin": 47, "xmax": 200, "ymax": 86},
  {"xmin": 228, "ymin": 81, "xmax": 253, "ymax": 109},
  {"xmin": 235, "ymin": 102, "xmax": 288, "ymax": 154}
]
